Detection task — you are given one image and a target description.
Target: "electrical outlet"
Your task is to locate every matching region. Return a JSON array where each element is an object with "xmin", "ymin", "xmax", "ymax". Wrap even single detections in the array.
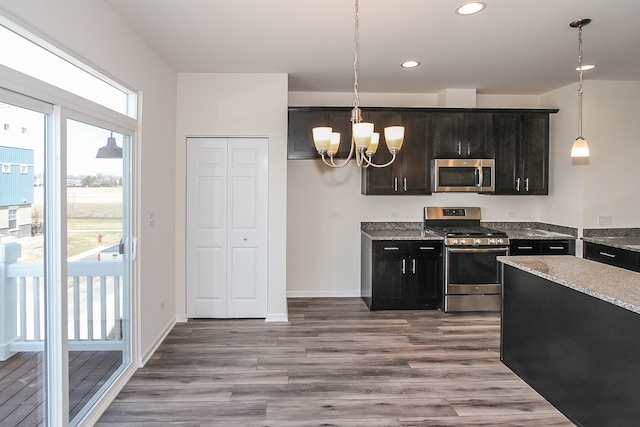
[
  {"xmin": 507, "ymin": 211, "xmax": 516, "ymax": 218},
  {"xmin": 160, "ymin": 300, "xmax": 165, "ymax": 310},
  {"xmin": 597, "ymin": 215, "xmax": 612, "ymax": 226},
  {"xmin": 390, "ymin": 211, "xmax": 400, "ymax": 218},
  {"xmin": 330, "ymin": 211, "xmax": 340, "ymax": 218},
  {"xmin": 148, "ymin": 213, "xmax": 156, "ymax": 226}
]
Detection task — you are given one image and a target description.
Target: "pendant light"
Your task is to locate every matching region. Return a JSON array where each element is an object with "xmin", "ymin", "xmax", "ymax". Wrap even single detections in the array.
[
  {"xmin": 311, "ymin": 0, "xmax": 405, "ymax": 168},
  {"xmin": 570, "ymin": 18, "xmax": 591, "ymax": 158},
  {"xmin": 96, "ymin": 132, "xmax": 123, "ymax": 158}
]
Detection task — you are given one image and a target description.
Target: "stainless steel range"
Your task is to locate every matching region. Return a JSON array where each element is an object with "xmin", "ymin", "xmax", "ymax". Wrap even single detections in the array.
[{"xmin": 423, "ymin": 207, "xmax": 509, "ymax": 312}]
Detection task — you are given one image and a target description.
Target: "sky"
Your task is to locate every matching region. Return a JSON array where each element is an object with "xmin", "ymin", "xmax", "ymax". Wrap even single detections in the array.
[{"xmin": 1, "ymin": 103, "xmax": 124, "ymax": 177}]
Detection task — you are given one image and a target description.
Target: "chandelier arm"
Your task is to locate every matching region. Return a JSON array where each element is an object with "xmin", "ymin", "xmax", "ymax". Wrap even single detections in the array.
[{"xmin": 361, "ymin": 152, "xmax": 398, "ymax": 168}]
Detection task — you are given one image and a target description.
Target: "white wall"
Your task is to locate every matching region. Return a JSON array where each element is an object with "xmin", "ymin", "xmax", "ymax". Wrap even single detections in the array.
[
  {"xmin": 175, "ymin": 73, "xmax": 289, "ymax": 321},
  {"xmin": 541, "ymin": 81, "xmax": 640, "ymax": 231},
  {"xmin": 0, "ymin": 0, "xmax": 178, "ymax": 362}
]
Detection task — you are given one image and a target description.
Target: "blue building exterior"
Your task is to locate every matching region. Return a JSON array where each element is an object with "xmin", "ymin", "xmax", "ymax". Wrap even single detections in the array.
[{"xmin": 1, "ymin": 146, "xmax": 35, "ymax": 237}]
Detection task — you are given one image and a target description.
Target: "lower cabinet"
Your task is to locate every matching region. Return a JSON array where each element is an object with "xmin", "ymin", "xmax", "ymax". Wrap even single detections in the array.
[
  {"xmin": 583, "ymin": 242, "xmax": 640, "ymax": 272},
  {"xmin": 509, "ymin": 239, "xmax": 576, "ymax": 255},
  {"xmin": 361, "ymin": 237, "xmax": 442, "ymax": 310}
]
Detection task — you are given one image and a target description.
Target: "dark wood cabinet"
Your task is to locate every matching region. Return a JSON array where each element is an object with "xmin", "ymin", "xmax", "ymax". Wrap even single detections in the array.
[
  {"xmin": 361, "ymin": 237, "xmax": 441, "ymax": 310},
  {"xmin": 510, "ymin": 239, "xmax": 576, "ymax": 255},
  {"xmin": 493, "ymin": 112, "xmax": 550, "ymax": 195},
  {"xmin": 583, "ymin": 242, "xmax": 640, "ymax": 272},
  {"xmin": 287, "ymin": 107, "xmax": 353, "ymax": 159},
  {"xmin": 360, "ymin": 110, "xmax": 432, "ymax": 195},
  {"xmin": 433, "ymin": 112, "xmax": 493, "ymax": 158}
]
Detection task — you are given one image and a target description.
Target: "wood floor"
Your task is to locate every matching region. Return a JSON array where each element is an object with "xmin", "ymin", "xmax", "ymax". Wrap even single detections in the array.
[
  {"xmin": 98, "ymin": 298, "xmax": 575, "ymax": 426},
  {"xmin": 0, "ymin": 350, "xmax": 122, "ymax": 426}
]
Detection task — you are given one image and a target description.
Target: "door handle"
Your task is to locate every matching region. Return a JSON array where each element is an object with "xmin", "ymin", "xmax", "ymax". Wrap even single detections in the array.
[
  {"xmin": 412, "ymin": 258, "xmax": 416, "ymax": 274},
  {"xmin": 402, "ymin": 259, "xmax": 406, "ymax": 274},
  {"xmin": 516, "ymin": 177, "xmax": 521, "ymax": 192},
  {"xmin": 403, "ymin": 177, "xmax": 407, "ymax": 192},
  {"xmin": 394, "ymin": 177, "xmax": 398, "ymax": 192}
]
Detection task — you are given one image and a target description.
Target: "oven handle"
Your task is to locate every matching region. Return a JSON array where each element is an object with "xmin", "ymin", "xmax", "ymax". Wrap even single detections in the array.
[{"xmin": 447, "ymin": 247, "xmax": 509, "ymax": 253}]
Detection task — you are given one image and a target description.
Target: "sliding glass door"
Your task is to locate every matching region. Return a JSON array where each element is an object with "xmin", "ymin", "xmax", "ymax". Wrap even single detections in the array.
[
  {"xmin": 0, "ymin": 92, "xmax": 133, "ymax": 426},
  {"xmin": 65, "ymin": 118, "xmax": 131, "ymax": 424}
]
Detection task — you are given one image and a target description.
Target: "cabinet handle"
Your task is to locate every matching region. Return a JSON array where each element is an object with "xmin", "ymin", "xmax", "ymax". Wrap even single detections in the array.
[
  {"xmin": 419, "ymin": 247, "xmax": 435, "ymax": 250},
  {"xmin": 599, "ymin": 251, "xmax": 617, "ymax": 258},
  {"xmin": 517, "ymin": 246, "xmax": 534, "ymax": 250},
  {"xmin": 394, "ymin": 177, "xmax": 398, "ymax": 192},
  {"xmin": 384, "ymin": 247, "xmax": 400, "ymax": 251},
  {"xmin": 549, "ymin": 246, "xmax": 565, "ymax": 250},
  {"xmin": 403, "ymin": 177, "xmax": 407, "ymax": 192},
  {"xmin": 412, "ymin": 259, "xmax": 416, "ymax": 274},
  {"xmin": 516, "ymin": 177, "xmax": 521, "ymax": 192},
  {"xmin": 457, "ymin": 141, "xmax": 462, "ymax": 156},
  {"xmin": 466, "ymin": 142, "xmax": 471, "ymax": 156},
  {"xmin": 525, "ymin": 177, "xmax": 530, "ymax": 192},
  {"xmin": 402, "ymin": 259, "xmax": 406, "ymax": 274}
]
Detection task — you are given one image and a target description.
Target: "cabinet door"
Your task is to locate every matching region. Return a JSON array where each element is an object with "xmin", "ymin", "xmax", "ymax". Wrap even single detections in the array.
[
  {"xmin": 433, "ymin": 112, "xmax": 493, "ymax": 158},
  {"xmin": 509, "ymin": 240, "xmax": 541, "ymax": 255},
  {"xmin": 520, "ymin": 114, "xmax": 549, "ymax": 195},
  {"xmin": 371, "ymin": 242, "xmax": 406, "ymax": 309},
  {"xmin": 407, "ymin": 243, "xmax": 441, "ymax": 308},
  {"xmin": 493, "ymin": 112, "xmax": 549, "ymax": 195},
  {"xmin": 493, "ymin": 113, "xmax": 520, "ymax": 194},
  {"xmin": 541, "ymin": 240, "xmax": 575, "ymax": 255},
  {"xmin": 287, "ymin": 108, "xmax": 353, "ymax": 159},
  {"xmin": 361, "ymin": 111, "xmax": 431, "ymax": 195}
]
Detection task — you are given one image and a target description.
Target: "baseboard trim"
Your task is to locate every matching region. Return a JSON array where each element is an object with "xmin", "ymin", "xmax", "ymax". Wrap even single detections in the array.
[
  {"xmin": 138, "ymin": 316, "xmax": 176, "ymax": 367},
  {"xmin": 286, "ymin": 290, "xmax": 361, "ymax": 298},
  {"xmin": 265, "ymin": 313, "xmax": 288, "ymax": 322}
]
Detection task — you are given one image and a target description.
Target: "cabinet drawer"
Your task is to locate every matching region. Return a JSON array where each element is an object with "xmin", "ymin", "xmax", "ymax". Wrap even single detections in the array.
[
  {"xmin": 510, "ymin": 240, "xmax": 541, "ymax": 255},
  {"xmin": 541, "ymin": 240, "xmax": 575, "ymax": 255},
  {"xmin": 584, "ymin": 242, "xmax": 640, "ymax": 272}
]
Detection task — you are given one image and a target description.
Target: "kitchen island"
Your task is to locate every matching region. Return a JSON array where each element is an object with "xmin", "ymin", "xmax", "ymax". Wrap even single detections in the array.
[{"xmin": 499, "ymin": 255, "xmax": 640, "ymax": 426}]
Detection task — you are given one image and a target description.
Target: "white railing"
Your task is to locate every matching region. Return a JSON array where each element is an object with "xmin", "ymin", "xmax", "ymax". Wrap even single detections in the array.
[{"xmin": 0, "ymin": 241, "xmax": 124, "ymax": 361}]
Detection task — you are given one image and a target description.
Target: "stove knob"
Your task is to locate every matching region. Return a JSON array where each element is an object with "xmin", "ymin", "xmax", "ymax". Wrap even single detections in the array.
[
  {"xmin": 452, "ymin": 239, "xmax": 459, "ymax": 245},
  {"xmin": 496, "ymin": 238, "xmax": 504, "ymax": 244},
  {"xmin": 474, "ymin": 238, "xmax": 482, "ymax": 245},
  {"xmin": 488, "ymin": 238, "xmax": 496, "ymax": 245},
  {"xmin": 459, "ymin": 239, "xmax": 466, "ymax": 245}
]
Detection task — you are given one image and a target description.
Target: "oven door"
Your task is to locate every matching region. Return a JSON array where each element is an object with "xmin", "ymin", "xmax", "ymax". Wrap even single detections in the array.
[{"xmin": 445, "ymin": 246, "xmax": 509, "ymax": 294}]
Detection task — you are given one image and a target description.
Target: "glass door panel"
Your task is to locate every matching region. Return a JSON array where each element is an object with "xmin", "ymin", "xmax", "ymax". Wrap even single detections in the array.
[
  {"xmin": 0, "ymin": 101, "xmax": 47, "ymax": 425},
  {"xmin": 65, "ymin": 119, "xmax": 130, "ymax": 424}
]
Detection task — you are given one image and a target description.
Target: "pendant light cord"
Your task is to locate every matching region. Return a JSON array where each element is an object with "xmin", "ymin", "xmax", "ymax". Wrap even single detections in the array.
[
  {"xmin": 353, "ymin": 0, "xmax": 360, "ymax": 110},
  {"xmin": 577, "ymin": 24, "xmax": 584, "ymax": 138}
]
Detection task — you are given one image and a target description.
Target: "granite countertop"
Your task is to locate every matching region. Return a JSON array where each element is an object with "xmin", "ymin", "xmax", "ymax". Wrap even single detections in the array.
[
  {"xmin": 361, "ymin": 221, "xmax": 577, "ymax": 241},
  {"xmin": 582, "ymin": 236, "xmax": 640, "ymax": 253},
  {"xmin": 361, "ymin": 229, "xmax": 443, "ymax": 241},
  {"xmin": 499, "ymin": 255, "xmax": 640, "ymax": 315}
]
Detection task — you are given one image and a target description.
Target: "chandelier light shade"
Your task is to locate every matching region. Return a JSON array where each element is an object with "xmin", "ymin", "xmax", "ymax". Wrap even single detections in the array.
[
  {"xmin": 311, "ymin": 0, "xmax": 405, "ymax": 168},
  {"xmin": 570, "ymin": 18, "xmax": 591, "ymax": 158}
]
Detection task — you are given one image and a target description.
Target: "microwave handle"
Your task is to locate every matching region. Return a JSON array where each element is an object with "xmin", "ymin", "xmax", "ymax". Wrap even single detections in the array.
[{"xmin": 476, "ymin": 167, "xmax": 483, "ymax": 187}]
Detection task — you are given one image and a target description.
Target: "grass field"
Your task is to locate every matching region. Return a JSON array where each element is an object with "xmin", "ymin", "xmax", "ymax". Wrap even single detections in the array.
[{"xmin": 18, "ymin": 187, "xmax": 123, "ymax": 262}]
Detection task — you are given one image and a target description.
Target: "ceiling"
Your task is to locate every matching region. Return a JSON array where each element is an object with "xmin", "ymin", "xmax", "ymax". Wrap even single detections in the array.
[{"xmin": 105, "ymin": 0, "xmax": 640, "ymax": 95}]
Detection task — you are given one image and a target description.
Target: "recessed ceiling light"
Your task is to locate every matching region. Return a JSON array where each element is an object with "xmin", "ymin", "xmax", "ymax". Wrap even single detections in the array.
[
  {"xmin": 456, "ymin": 2, "xmax": 487, "ymax": 15},
  {"xmin": 577, "ymin": 64, "xmax": 596, "ymax": 71},
  {"xmin": 401, "ymin": 61, "xmax": 420, "ymax": 68}
]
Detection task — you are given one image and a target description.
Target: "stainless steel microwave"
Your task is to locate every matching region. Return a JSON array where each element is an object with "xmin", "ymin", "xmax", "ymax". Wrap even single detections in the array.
[{"xmin": 431, "ymin": 158, "xmax": 495, "ymax": 192}]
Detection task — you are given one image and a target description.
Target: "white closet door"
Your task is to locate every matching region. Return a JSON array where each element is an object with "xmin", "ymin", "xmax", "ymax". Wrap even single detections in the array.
[{"xmin": 186, "ymin": 137, "xmax": 267, "ymax": 318}]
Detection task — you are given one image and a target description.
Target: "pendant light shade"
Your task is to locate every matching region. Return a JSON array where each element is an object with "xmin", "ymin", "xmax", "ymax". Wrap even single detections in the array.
[
  {"xmin": 96, "ymin": 132, "xmax": 122, "ymax": 159},
  {"xmin": 570, "ymin": 18, "xmax": 591, "ymax": 158},
  {"xmin": 571, "ymin": 136, "xmax": 590, "ymax": 157}
]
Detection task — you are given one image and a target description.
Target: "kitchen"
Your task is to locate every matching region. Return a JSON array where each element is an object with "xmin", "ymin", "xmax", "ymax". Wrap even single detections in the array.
[{"xmin": 2, "ymin": 0, "xmax": 640, "ymax": 425}]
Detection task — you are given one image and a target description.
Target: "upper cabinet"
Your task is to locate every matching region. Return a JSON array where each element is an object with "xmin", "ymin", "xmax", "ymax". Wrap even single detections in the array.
[
  {"xmin": 493, "ymin": 112, "xmax": 553, "ymax": 195},
  {"xmin": 433, "ymin": 112, "xmax": 493, "ymax": 158},
  {"xmin": 287, "ymin": 107, "xmax": 353, "ymax": 159},
  {"xmin": 360, "ymin": 110, "xmax": 433, "ymax": 195}
]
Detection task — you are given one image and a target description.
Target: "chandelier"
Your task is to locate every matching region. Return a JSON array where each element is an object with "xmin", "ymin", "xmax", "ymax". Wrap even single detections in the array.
[
  {"xmin": 311, "ymin": 0, "xmax": 405, "ymax": 168},
  {"xmin": 570, "ymin": 18, "xmax": 591, "ymax": 158}
]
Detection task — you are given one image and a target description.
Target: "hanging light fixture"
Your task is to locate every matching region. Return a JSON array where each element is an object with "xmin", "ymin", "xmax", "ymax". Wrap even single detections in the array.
[
  {"xmin": 570, "ymin": 18, "xmax": 591, "ymax": 158},
  {"xmin": 311, "ymin": 0, "xmax": 405, "ymax": 168},
  {"xmin": 96, "ymin": 132, "xmax": 123, "ymax": 158}
]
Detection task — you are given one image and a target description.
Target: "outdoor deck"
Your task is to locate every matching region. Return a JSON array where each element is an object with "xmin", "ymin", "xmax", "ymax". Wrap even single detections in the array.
[{"xmin": 0, "ymin": 350, "xmax": 122, "ymax": 426}]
